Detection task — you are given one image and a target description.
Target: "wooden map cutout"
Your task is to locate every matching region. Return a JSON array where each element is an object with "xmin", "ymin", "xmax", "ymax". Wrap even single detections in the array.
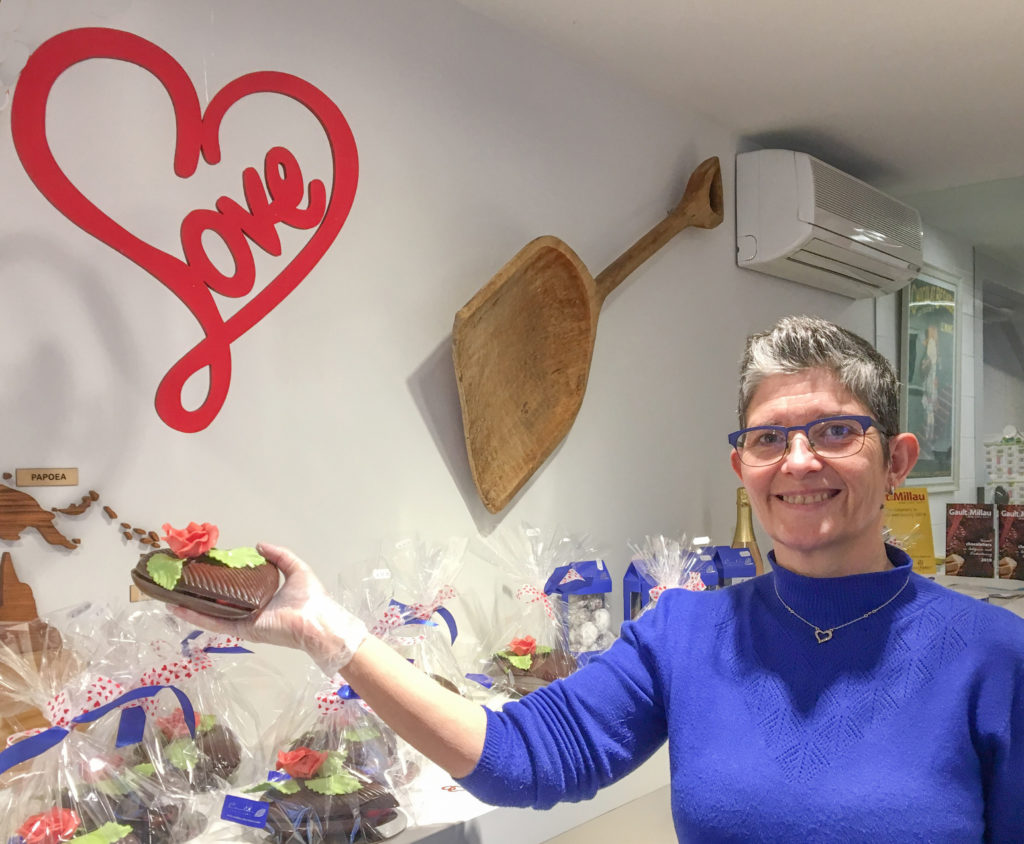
[
  {"xmin": 1, "ymin": 470, "xmax": 166, "ymax": 610},
  {"xmin": 0, "ymin": 552, "xmax": 38, "ymax": 622},
  {"xmin": 0, "ymin": 552, "xmax": 60, "ymax": 751},
  {"xmin": 0, "ymin": 484, "xmax": 79, "ymax": 549}
]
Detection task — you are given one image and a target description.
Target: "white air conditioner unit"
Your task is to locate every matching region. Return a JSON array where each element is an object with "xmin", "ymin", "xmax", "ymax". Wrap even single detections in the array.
[{"xmin": 735, "ymin": 149, "xmax": 924, "ymax": 299}]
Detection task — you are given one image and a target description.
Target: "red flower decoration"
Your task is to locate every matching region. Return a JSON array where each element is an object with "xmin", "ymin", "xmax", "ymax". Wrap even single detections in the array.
[
  {"xmin": 157, "ymin": 708, "xmax": 200, "ymax": 740},
  {"xmin": 277, "ymin": 746, "xmax": 328, "ymax": 780},
  {"xmin": 507, "ymin": 636, "xmax": 537, "ymax": 656},
  {"xmin": 17, "ymin": 808, "xmax": 80, "ymax": 844},
  {"xmin": 161, "ymin": 521, "xmax": 219, "ymax": 558}
]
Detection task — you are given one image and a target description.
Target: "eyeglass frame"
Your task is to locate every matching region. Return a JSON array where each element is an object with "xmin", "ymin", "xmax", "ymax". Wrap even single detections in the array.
[{"xmin": 727, "ymin": 414, "xmax": 886, "ymax": 466}]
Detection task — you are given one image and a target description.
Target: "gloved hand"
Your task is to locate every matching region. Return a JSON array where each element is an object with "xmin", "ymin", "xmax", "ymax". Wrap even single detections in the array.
[{"xmin": 172, "ymin": 542, "xmax": 368, "ymax": 676}]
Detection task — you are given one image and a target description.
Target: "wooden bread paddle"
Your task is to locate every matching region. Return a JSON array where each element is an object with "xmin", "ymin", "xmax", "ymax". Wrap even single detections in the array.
[{"xmin": 452, "ymin": 156, "xmax": 724, "ymax": 513}]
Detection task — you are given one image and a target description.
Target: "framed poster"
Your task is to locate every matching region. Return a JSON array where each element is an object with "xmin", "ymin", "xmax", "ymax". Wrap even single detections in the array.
[{"xmin": 900, "ymin": 269, "xmax": 960, "ymax": 487}]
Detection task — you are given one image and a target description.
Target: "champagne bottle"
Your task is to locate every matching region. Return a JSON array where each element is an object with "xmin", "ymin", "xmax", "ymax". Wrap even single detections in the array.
[{"xmin": 732, "ymin": 486, "xmax": 765, "ymax": 576}]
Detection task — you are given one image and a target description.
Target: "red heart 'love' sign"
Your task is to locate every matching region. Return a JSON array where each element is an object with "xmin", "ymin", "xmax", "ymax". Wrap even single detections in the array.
[{"xmin": 11, "ymin": 28, "xmax": 358, "ymax": 433}]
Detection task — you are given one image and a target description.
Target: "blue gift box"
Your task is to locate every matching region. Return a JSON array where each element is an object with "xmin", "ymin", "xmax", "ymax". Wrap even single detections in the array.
[
  {"xmin": 623, "ymin": 554, "xmax": 719, "ymax": 620},
  {"xmin": 543, "ymin": 559, "xmax": 612, "ymax": 598},
  {"xmin": 694, "ymin": 551, "xmax": 722, "ymax": 590},
  {"xmin": 544, "ymin": 560, "xmax": 614, "ymax": 664},
  {"xmin": 712, "ymin": 545, "xmax": 757, "ymax": 586},
  {"xmin": 622, "ymin": 559, "xmax": 655, "ymax": 621}
]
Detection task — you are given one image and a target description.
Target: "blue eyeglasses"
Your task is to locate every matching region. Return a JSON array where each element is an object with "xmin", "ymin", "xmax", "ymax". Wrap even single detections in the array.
[{"xmin": 728, "ymin": 415, "xmax": 885, "ymax": 466}]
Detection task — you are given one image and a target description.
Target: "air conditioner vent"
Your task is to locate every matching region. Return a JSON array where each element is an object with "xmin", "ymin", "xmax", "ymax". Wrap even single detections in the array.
[
  {"xmin": 735, "ymin": 149, "xmax": 924, "ymax": 299},
  {"xmin": 809, "ymin": 158, "xmax": 921, "ymax": 251}
]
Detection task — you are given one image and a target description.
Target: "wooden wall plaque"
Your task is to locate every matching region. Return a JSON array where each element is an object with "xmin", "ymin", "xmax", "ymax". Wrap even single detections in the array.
[{"xmin": 15, "ymin": 468, "xmax": 79, "ymax": 487}]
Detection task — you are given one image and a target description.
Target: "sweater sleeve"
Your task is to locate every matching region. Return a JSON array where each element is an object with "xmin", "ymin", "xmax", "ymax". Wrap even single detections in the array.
[
  {"xmin": 977, "ymin": 623, "xmax": 1024, "ymax": 841},
  {"xmin": 456, "ymin": 608, "xmax": 669, "ymax": 809}
]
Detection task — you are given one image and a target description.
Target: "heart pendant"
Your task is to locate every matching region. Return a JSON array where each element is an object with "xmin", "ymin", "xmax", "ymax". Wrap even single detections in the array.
[{"xmin": 814, "ymin": 628, "xmax": 834, "ymax": 644}]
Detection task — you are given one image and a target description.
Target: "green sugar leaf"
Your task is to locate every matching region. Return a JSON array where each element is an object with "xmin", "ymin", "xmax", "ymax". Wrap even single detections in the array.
[
  {"xmin": 341, "ymin": 725, "xmax": 380, "ymax": 742},
  {"xmin": 132, "ymin": 762, "xmax": 156, "ymax": 778},
  {"xmin": 198, "ymin": 713, "xmax": 217, "ymax": 733},
  {"xmin": 94, "ymin": 776, "xmax": 130, "ymax": 797},
  {"xmin": 504, "ymin": 653, "xmax": 533, "ymax": 670},
  {"xmin": 165, "ymin": 737, "xmax": 199, "ymax": 770},
  {"xmin": 207, "ymin": 547, "xmax": 265, "ymax": 568},
  {"xmin": 72, "ymin": 823, "xmax": 134, "ymax": 844},
  {"xmin": 318, "ymin": 751, "xmax": 349, "ymax": 776},
  {"xmin": 245, "ymin": 777, "xmax": 300, "ymax": 795},
  {"xmin": 146, "ymin": 553, "xmax": 184, "ymax": 591},
  {"xmin": 306, "ymin": 770, "xmax": 361, "ymax": 795},
  {"xmin": 536, "ymin": 645, "xmax": 553, "ymax": 656}
]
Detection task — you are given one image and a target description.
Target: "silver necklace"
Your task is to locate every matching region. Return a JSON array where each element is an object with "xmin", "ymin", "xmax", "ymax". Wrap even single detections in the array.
[{"xmin": 773, "ymin": 572, "xmax": 911, "ymax": 643}]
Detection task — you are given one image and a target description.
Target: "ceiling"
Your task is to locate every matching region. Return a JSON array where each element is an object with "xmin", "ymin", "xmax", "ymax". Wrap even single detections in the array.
[{"xmin": 456, "ymin": 0, "xmax": 1024, "ymax": 274}]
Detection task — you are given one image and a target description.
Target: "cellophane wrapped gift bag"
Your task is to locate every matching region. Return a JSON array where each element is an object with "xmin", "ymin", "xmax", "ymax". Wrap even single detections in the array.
[
  {"xmin": 0, "ymin": 611, "xmax": 87, "ymax": 767},
  {"xmin": 220, "ymin": 663, "xmax": 412, "ymax": 843},
  {"xmin": 0, "ymin": 604, "xmax": 211, "ymax": 842},
  {"xmin": 0, "ymin": 714, "xmax": 209, "ymax": 844},
  {"xmin": 542, "ymin": 545, "xmax": 617, "ymax": 668},
  {"xmin": 472, "ymin": 524, "xmax": 593, "ymax": 697},
  {"xmin": 627, "ymin": 535, "xmax": 707, "ymax": 620},
  {"xmin": 364, "ymin": 537, "xmax": 477, "ymax": 698},
  {"xmin": 114, "ymin": 603, "xmax": 272, "ymax": 800}
]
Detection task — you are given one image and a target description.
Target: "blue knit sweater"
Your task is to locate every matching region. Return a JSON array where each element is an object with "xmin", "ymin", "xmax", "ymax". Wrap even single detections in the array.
[{"xmin": 458, "ymin": 547, "xmax": 1024, "ymax": 842}]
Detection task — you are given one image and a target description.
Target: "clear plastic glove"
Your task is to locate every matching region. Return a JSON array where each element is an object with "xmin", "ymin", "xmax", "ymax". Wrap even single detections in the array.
[{"xmin": 172, "ymin": 542, "xmax": 368, "ymax": 676}]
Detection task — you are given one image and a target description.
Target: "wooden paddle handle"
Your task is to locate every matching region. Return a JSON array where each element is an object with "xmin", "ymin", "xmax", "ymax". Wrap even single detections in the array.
[{"xmin": 593, "ymin": 156, "xmax": 723, "ymax": 306}]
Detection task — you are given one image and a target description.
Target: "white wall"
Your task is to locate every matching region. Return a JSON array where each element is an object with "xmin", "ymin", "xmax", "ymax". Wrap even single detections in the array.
[{"xmin": 1, "ymin": 2, "xmax": 876, "ymax": 675}]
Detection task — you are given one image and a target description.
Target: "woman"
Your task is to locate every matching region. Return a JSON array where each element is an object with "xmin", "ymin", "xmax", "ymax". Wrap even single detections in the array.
[{"xmin": 177, "ymin": 315, "xmax": 1024, "ymax": 842}]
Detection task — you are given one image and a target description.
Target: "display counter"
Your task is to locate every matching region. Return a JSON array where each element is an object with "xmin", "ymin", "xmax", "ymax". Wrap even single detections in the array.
[{"xmin": 388, "ymin": 744, "xmax": 671, "ymax": 844}]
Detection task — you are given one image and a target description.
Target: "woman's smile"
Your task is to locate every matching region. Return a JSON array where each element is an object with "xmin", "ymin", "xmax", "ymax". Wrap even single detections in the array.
[{"xmin": 775, "ymin": 489, "xmax": 840, "ymax": 505}]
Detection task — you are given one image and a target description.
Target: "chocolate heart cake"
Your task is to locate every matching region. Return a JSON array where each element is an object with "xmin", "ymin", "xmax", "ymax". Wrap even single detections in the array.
[
  {"xmin": 248, "ymin": 740, "xmax": 407, "ymax": 842},
  {"xmin": 130, "ymin": 522, "xmax": 279, "ymax": 620},
  {"xmin": 262, "ymin": 781, "xmax": 406, "ymax": 842},
  {"xmin": 492, "ymin": 637, "xmax": 576, "ymax": 696}
]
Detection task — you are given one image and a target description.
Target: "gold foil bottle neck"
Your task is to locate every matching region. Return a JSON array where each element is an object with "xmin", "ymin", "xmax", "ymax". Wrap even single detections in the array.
[{"xmin": 732, "ymin": 486, "xmax": 764, "ymax": 575}]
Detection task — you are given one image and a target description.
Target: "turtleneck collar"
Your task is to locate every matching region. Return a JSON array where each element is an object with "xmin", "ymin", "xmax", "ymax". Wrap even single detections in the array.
[{"xmin": 768, "ymin": 544, "xmax": 915, "ymax": 629}]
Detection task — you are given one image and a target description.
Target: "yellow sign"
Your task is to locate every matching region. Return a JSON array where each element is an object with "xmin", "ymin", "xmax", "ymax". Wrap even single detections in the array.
[
  {"xmin": 15, "ymin": 468, "xmax": 79, "ymax": 487},
  {"xmin": 884, "ymin": 487, "xmax": 937, "ymax": 573}
]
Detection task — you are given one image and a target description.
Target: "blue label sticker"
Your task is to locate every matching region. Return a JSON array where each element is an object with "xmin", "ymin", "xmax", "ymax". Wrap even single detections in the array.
[
  {"xmin": 221, "ymin": 795, "xmax": 269, "ymax": 828},
  {"xmin": 267, "ymin": 770, "xmax": 292, "ymax": 782}
]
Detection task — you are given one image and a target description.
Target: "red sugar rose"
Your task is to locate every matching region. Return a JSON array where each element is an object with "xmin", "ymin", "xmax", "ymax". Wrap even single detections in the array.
[
  {"xmin": 157, "ymin": 708, "xmax": 200, "ymax": 740},
  {"xmin": 277, "ymin": 746, "xmax": 328, "ymax": 780},
  {"xmin": 161, "ymin": 521, "xmax": 219, "ymax": 558},
  {"xmin": 17, "ymin": 808, "xmax": 80, "ymax": 844},
  {"xmin": 507, "ymin": 636, "xmax": 537, "ymax": 656}
]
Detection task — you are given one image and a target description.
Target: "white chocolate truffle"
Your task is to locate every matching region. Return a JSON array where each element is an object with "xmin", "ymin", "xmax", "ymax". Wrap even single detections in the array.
[{"xmin": 578, "ymin": 621, "xmax": 598, "ymax": 648}]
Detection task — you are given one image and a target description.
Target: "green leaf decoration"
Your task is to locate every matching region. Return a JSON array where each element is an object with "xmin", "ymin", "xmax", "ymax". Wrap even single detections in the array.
[
  {"xmin": 72, "ymin": 823, "xmax": 133, "ymax": 844},
  {"xmin": 165, "ymin": 737, "xmax": 200, "ymax": 770},
  {"xmin": 318, "ymin": 751, "xmax": 349, "ymax": 777},
  {"xmin": 207, "ymin": 547, "xmax": 264, "ymax": 568},
  {"xmin": 146, "ymin": 553, "xmax": 184, "ymax": 591},
  {"xmin": 94, "ymin": 776, "xmax": 130, "ymax": 797},
  {"xmin": 306, "ymin": 770, "xmax": 361, "ymax": 795},
  {"xmin": 245, "ymin": 777, "xmax": 300, "ymax": 795},
  {"xmin": 341, "ymin": 725, "xmax": 380, "ymax": 742},
  {"xmin": 132, "ymin": 762, "xmax": 156, "ymax": 778},
  {"xmin": 504, "ymin": 653, "xmax": 533, "ymax": 670},
  {"xmin": 536, "ymin": 645, "xmax": 553, "ymax": 657},
  {"xmin": 198, "ymin": 713, "xmax": 216, "ymax": 733}
]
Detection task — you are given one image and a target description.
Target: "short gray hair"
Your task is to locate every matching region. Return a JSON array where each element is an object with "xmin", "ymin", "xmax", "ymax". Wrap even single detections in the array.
[{"xmin": 737, "ymin": 315, "xmax": 899, "ymax": 457}]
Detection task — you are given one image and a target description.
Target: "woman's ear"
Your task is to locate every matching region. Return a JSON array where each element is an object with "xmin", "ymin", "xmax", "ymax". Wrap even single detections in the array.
[
  {"xmin": 887, "ymin": 433, "xmax": 921, "ymax": 488},
  {"xmin": 730, "ymin": 448, "xmax": 744, "ymax": 482}
]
